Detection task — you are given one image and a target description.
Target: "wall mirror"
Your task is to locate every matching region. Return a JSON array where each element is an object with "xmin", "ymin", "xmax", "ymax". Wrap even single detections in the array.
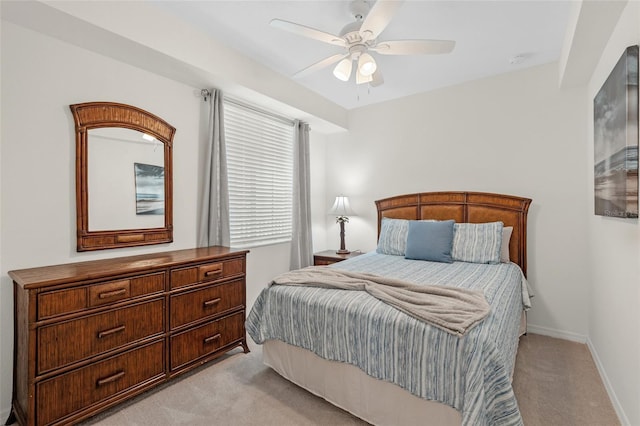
[{"xmin": 71, "ymin": 102, "xmax": 174, "ymax": 251}]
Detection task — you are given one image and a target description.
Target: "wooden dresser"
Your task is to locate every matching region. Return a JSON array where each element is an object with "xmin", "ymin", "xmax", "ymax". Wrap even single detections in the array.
[{"xmin": 8, "ymin": 246, "xmax": 249, "ymax": 426}]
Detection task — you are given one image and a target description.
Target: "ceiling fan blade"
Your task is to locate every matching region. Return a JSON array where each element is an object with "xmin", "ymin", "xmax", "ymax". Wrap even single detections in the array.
[
  {"xmin": 294, "ymin": 53, "xmax": 349, "ymax": 78},
  {"xmin": 270, "ymin": 19, "xmax": 346, "ymax": 47},
  {"xmin": 359, "ymin": 0, "xmax": 404, "ymax": 42},
  {"xmin": 370, "ymin": 70, "xmax": 384, "ymax": 87},
  {"xmin": 371, "ymin": 39, "xmax": 456, "ymax": 55}
]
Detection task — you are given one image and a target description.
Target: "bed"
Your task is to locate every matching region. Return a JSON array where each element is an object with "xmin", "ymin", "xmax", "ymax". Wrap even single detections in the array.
[{"xmin": 246, "ymin": 191, "xmax": 532, "ymax": 426}]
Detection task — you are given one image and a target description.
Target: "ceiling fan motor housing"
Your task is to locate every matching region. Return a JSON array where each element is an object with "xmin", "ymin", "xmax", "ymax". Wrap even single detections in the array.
[
  {"xmin": 348, "ymin": 44, "xmax": 367, "ymax": 61},
  {"xmin": 340, "ymin": 0, "xmax": 376, "ymax": 53}
]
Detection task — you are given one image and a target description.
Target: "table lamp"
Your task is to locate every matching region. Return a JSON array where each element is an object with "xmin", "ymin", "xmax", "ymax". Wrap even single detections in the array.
[{"xmin": 329, "ymin": 196, "xmax": 356, "ymax": 254}]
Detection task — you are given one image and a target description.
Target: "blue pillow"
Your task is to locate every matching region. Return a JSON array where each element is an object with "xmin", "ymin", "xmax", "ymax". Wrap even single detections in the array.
[{"xmin": 404, "ymin": 220, "xmax": 455, "ymax": 263}]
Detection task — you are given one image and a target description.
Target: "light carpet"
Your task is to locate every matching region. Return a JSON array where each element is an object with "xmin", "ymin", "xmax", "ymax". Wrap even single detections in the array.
[{"xmin": 79, "ymin": 333, "xmax": 619, "ymax": 426}]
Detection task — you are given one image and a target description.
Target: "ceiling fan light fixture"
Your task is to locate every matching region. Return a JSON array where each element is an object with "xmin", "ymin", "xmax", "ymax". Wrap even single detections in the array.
[
  {"xmin": 358, "ymin": 52, "xmax": 377, "ymax": 76},
  {"xmin": 333, "ymin": 58, "xmax": 353, "ymax": 81},
  {"xmin": 356, "ymin": 68, "xmax": 373, "ymax": 85}
]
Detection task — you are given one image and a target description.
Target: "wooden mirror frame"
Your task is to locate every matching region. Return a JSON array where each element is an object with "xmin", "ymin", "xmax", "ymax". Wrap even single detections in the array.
[{"xmin": 71, "ymin": 102, "xmax": 175, "ymax": 251}]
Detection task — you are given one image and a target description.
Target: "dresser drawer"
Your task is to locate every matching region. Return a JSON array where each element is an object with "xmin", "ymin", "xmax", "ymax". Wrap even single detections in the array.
[
  {"xmin": 37, "ymin": 272, "xmax": 165, "ymax": 320},
  {"xmin": 170, "ymin": 257, "xmax": 245, "ymax": 289},
  {"xmin": 38, "ymin": 299, "xmax": 164, "ymax": 374},
  {"xmin": 170, "ymin": 311, "xmax": 244, "ymax": 371},
  {"xmin": 170, "ymin": 279, "xmax": 244, "ymax": 330},
  {"xmin": 36, "ymin": 340, "xmax": 165, "ymax": 426},
  {"xmin": 88, "ymin": 279, "xmax": 131, "ymax": 307}
]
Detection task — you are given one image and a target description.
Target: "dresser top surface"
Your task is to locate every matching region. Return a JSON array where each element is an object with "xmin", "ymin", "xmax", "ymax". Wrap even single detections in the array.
[{"xmin": 9, "ymin": 246, "xmax": 249, "ymax": 289}]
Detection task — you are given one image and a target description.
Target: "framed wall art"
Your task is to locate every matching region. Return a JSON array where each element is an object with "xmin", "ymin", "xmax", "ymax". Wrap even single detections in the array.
[
  {"xmin": 134, "ymin": 162, "xmax": 165, "ymax": 215},
  {"xmin": 594, "ymin": 45, "xmax": 639, "ymax": 218}
]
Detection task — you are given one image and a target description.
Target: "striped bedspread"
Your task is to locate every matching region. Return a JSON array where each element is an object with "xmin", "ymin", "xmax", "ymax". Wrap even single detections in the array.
[{"xmin": 246, "ymin": 252, "xmax": 526, "ymax": 426}]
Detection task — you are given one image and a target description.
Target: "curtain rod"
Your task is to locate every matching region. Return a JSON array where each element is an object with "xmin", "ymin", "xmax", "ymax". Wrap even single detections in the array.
[{"xmin": 201, "ymin": 89, "xmax": 295, "ymax": 127}]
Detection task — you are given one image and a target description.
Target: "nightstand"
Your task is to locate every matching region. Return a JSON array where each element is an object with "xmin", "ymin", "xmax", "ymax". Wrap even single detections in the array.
[{"xmin": 313, "ymin": 250, "xmax": 363, "ymax": 266}]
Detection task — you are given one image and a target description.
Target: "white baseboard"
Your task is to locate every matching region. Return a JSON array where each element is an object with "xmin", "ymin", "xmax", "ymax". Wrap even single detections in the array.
[
  {"xmin": 526, "ymin": 323, "xmax": 587, "ymax": 343},
  {"xmin": 586, "ymin": 338, "xmax": 629, "ymax": 426}
]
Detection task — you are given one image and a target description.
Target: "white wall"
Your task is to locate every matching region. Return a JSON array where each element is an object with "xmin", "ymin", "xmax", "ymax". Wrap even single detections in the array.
[
  {"xmin": 0, "ymin": 21, "xmax": 328, "ymax": 420},
  {"xmin": 324, "ymin": 62, "xmax": 590, "ymax": 339},
  {"xmin": 586, "ymin": 2, "xmax": 640, "ymax": 425},
  {"xmin": 0, "ymin": 21, "xmax": 195, "ymax": 419}
]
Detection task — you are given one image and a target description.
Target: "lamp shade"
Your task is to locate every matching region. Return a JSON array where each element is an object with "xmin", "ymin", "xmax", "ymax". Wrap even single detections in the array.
[
  {"xmin": 356, "ymin": 68, "xmax": 373, "ymax": 85},
  {"xmin": 333, "ymin": 58, "xmax": 353, "ymax": 81},
  {"xmin": 329, "ymin": 196, "xmax": 356, "ymax": 217},
  {"xmin": 358, "ymin": 52, "xmax": 377, "ymax": 76}
]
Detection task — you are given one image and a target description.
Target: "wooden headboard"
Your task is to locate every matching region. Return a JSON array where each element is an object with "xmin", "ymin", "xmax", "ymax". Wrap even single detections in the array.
[{"xmin": 375, "ymin": 192, "xmax": 532, "ymax": 275}]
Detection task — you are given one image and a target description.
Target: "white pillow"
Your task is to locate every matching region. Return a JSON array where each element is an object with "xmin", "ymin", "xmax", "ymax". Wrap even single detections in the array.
[
  {"xmin": 452, "ymin": 221, "xmax": 504, "ymax": 264},
  {"xmin": 501, "ymin": 226, "xmax": 513, "ymax": 263},
  {"xmin": 376, "ymin": 218, "xmax": 409, "ymax": 256}
]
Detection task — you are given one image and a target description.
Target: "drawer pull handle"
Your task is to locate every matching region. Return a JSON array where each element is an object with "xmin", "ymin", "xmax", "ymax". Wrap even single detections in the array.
[
  {"xmin": 97, "ymin": 325, "xmax": 126, "ymax": 339},
  {"xmin": 204, "ymin": 269, "xmax": 222, "ymax": 277},
  {"xmin": 204, "ymin": 333, "xmax": 221, "ymax": 344},
  {"xmin": 96, "ymin": 370, "xmax": 125, "ymax": 387},
  {"xmin": 203, "ymin": 298, "xmax": 221, "ymax": 307},
  {"xmin": 98, "ymin": 288, "xmax": 127, "ymax": 299}
]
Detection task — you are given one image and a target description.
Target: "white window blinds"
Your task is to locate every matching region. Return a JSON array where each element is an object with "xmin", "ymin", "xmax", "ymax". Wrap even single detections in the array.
[{"xmin": 224, "ymin": 100, "xmax": 294, "ymax": 248}]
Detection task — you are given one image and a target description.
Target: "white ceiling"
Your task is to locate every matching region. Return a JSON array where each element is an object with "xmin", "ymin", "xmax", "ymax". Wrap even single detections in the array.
[{"xmin": 149, "ymin": 0, "xmax": 572, "ymax": 110}]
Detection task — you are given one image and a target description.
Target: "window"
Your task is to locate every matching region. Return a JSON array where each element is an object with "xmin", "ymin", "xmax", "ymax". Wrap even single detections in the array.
[{"xmin": 224, "ymin": 99, "xmax": 294, "ymax": 248}]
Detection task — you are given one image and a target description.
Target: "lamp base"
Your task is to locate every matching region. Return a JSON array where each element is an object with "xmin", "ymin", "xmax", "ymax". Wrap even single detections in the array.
[{"xmin": 336, "ymin": 220, "xmax": 350, "ymax": 255}]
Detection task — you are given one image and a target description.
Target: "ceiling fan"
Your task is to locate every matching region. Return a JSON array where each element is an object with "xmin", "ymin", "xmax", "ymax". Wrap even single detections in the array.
[{"xmin": 270, "ymin": 0, "xmax": 455, "ymax": 87}]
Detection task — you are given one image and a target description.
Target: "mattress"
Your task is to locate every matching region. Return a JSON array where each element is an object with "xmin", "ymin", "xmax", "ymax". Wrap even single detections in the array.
[{"xmin": 246, "ymin": 252, "xmax": 528, "ymax": 425}]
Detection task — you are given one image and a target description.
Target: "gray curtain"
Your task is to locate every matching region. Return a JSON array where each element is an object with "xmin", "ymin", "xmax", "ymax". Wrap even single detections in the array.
[
  {"xmin": 198, "ymin": 89, "xmax": 230, "ymax": 247},
  {"xmin": 290, "ymin": 120, "xmax": 313, "ymax": 269}
]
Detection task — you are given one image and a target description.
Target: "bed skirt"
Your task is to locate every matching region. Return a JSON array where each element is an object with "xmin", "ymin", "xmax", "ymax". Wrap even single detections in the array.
[
  {"xmin": 263, "ymin": 339, "xmax": 462, "ymax": 426},
  {"xmin": 262, "ymin": 309, "xmax": 526, "ymax": 426}
]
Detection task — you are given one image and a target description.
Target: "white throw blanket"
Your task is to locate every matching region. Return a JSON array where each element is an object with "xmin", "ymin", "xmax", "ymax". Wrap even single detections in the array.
[{"xmin": 270, "ymin": 266, "xmax": 490, "ymax": 336}]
